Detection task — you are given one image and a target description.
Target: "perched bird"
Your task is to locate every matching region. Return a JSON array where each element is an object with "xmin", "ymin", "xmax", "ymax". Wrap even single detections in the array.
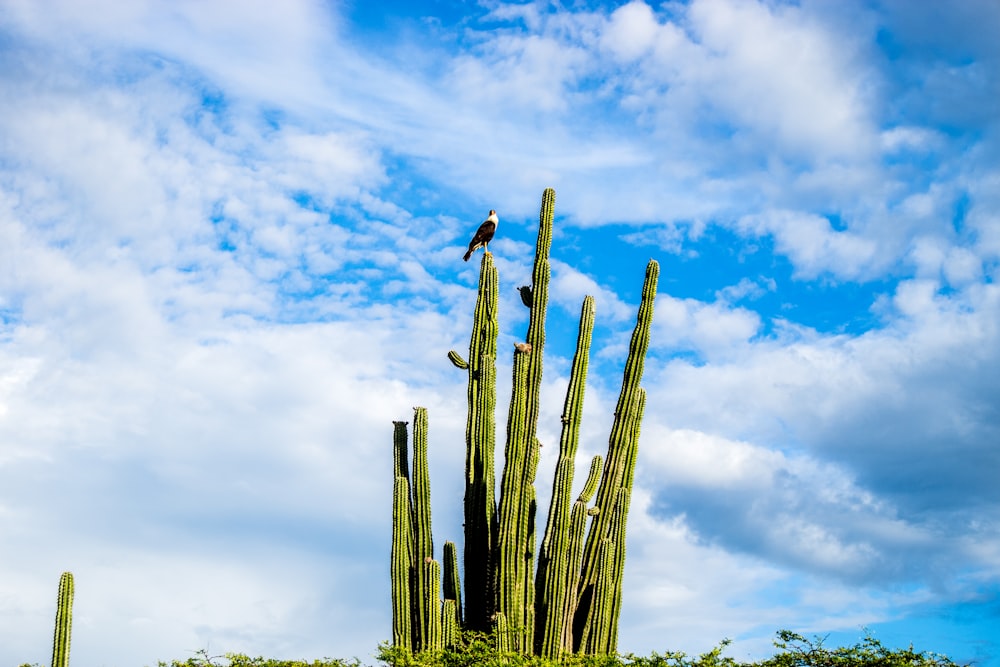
[
  {"xmin": 463, "ymin": 209, "xmax": 499, "ymax": 261},
  {"xmin": 517, "ymin": 285, "xmax": 533, "ymax": 308},
  {"xmin": 514, "ymin": 342, "xmax": 532, "ymax": 354}
]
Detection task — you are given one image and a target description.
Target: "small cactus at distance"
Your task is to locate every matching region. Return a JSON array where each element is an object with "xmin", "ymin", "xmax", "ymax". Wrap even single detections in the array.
[{"xmin": 51, "ymin": 571, "xmax": 74, "ymax": 667}]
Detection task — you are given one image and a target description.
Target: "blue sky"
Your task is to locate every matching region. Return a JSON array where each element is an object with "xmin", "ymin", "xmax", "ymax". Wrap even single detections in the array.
[{"xmin": 0, "ymin": 0, "xmax": 998, "ymax": 665}]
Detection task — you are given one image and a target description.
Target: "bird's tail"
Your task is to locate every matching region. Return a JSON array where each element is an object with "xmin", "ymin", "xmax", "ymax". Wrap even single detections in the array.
[{"xmin": 463, "ymin": 249, "xmax": 472, "ymax": 261}]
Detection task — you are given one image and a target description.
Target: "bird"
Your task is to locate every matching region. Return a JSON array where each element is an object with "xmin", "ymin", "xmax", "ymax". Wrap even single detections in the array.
[
  {"xmin": 514, "ymin": 342, "xmax": 532, "ymax": 354},
  {"xmin": 463, "ymin": 209, "xmax": 499, "ymax": 261},
  {"xmin": 517, "ymin": 285, "xmax": 533, "ymax": 308}
]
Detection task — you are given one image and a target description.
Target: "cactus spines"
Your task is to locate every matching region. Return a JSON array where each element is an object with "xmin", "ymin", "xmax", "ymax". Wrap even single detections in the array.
[
  {"xmin": 463, "ymin": 251, "xmax": 499, "ymax": 631},
  {"xmin": 534, "ymin": 295, "xmax": 596, "ymax": 658},
  {"xmin": 51, "ymin": 571, "xmax": 74, "ymax": 667},
  {"xmin": 495, "ymin": 188, "xmax": 554, "ymax": 652}
]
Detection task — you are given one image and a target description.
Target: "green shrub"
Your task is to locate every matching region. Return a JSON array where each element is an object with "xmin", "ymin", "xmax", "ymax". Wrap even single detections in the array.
[
  {"xmin": 156, "ymin": 630, "xmax": 968, "ymax": 667},
  {"xmin": 157, "ymin": 650, "xmax": 363, "ymax": 667}
]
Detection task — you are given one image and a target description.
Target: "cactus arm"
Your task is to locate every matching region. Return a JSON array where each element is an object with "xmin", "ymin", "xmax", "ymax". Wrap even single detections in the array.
[
  {"xmin": 51, "ymin": 571, "xmax": 74, "ymax": 667},
  {"xmin": 447, "ymin": 351, "xmax": 469, "ymax": 369}
]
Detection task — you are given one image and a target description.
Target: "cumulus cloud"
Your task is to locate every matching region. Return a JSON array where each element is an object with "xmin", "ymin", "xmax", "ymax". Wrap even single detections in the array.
[
  {"xmin": 738, "ymin": 210, "xmax": 881, "ymax": 280},
  {"xmin": 651, "ymin": 293, "xmax": 761, "ymax": 360},
  {"xmin": 684, "ymin": 0, "xmax": 877, "ymax": 160},
  {"xmin": 645, "ymin": 276, "xmax": 1000, "ymax": 525}
]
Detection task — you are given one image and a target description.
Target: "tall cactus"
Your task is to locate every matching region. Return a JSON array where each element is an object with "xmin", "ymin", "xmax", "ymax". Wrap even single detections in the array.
[
  {"xmin": 442, "ymin": 540, "xmax": 463, "ymax": 628},
  {"xmin": 390, "ymin": 421, "xmax": 413, "ymax": 650},
  {"xmin": 495, "ymin": 188, "xmax": 554, "ymax": 652},
  {"xmin": 390, "ymin": 473, "xmax": 413, "ymax": 650},
  {"xmin": 573, "ymin": 259, "xmax": 659, "ymax": 654},
  {"xmin": 388, "ymin": 189, "xmax": 658, "ymax": 658},
  {"xmin": 453, "ymin": 251, "xmax": 500, "ymax": 631},
  {"xmin": 51, "ymin": 571, "xmax": 74, "ymax": 667},
  {"xmin": 534, "ymin": 296, "xmax": 596, "ymax": 658},
  {"xmin": 410, "ymin": 407, "xmax": 435, "ymax": 650},
  {"xmin": 389, "ymin": 410, "xmax": 445, "ymax": 654}
]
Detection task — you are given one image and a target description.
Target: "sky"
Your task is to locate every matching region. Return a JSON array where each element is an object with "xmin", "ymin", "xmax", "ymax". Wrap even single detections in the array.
[{"xmin": 0, "ymin": 0, "xmax": 998, "ymax": 665}]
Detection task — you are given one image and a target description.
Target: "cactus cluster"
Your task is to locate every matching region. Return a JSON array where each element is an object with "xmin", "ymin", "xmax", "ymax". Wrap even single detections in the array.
[
  {"xmin": 391, "ymin": 410, "xmax": 460, "ymax": 653},
  {"xmin": 390, "ymin": 188, "xmax": 659, "ymax": 658}
]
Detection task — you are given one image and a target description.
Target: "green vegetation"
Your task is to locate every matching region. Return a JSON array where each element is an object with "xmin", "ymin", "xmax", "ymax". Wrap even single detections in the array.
[
  {"xmin": 153, "ymin": 630, "xmax": 966, "ymax": 667},
  {"xmin": 368, "ymin": 629, "xmax": 965, "ymax": 667},
  {"xmin": 391, "ymin": 188, "xmax": 660, "ymax": 658}
]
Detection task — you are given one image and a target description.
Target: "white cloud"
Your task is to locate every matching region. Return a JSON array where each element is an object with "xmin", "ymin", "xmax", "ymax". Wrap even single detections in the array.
[
  {"xmin": 683, "ymin": 0, "xmax": 877, "ymax": 160},
  {"xmin": 602, "ymin": 1, "xmax": 659, "ymax": 62},
  {"xmin": 716, "ymin": 276, "xmax": 776, "ymax": 303},
  {"xmin": 880, "ymin": 126, "xmax": 944, "ymax": 154},
  {"xmin": 615, "ymin": 487, "xmax": 934, "ymax": 659},
  {"xmin": 549, "ymin": 261, "xmax": 633, "ymax": 322},
  {"xmin": 739, "ymin": 210, "xmax": 881, "ymax": 279},
  {"xmin": 642, "ymin": 428, "xmax": 781, "ymax": 490},
  {"xmin": 651, "ymin": 293, "xmax": 761, "ymax": 359}
]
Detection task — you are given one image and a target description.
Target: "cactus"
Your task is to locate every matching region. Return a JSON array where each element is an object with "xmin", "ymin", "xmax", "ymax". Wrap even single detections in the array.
[
  {"xmin": 410, "ymin": 407, "xmax": 435, "ymax": 650},
  {"xmin": 51, "ymin": 571, "xmax": 73, "ymax": 667},
  {"xmin": 573, "ymin": 259, "xmax": 659, "ymax": 654},
  {"xmin": 564, "ymin": 455, "xmax": 603, "ymax": 650},
  {"xmin": 534, "ymin": 296, "xmax": 596, "ymax": 658},
  {"xmin": 456, "ymin": 250, "xmax": 499, "ymax": 631},
  {"xmin": 390, "ymin": 420, "xmax": 413, "ymax": 650},
  {"xmin": 388, "ymin": 189, "xmax": 658, "ymax": 657},
  {"xmin": 390, "ymin": 411, "xmax": 445, "ymax": 653},
  {"xmin": 441, "ymin": 599, "xmax": 459, "ymax": 649},
  {"xmin": 494, "ymin": 612, "xmax": 512, "ymax": 655},
  {"xmin": 423, "ymin": 558, "xmax": 443, "ymax": 652},
  {"xmin": 577, "ymin": 537, "xmax": 614, "ymax": 655},
  {"xmin": 442, "ymin": 541, "xmax": 462, "ymax": 627},
  {"xmin": 494, "ymin": 188, "xmax": 554, "ymax": 652},
  {"xmin": 391, "ymin": 475, "xmax": 413, "ymax": 650}
]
